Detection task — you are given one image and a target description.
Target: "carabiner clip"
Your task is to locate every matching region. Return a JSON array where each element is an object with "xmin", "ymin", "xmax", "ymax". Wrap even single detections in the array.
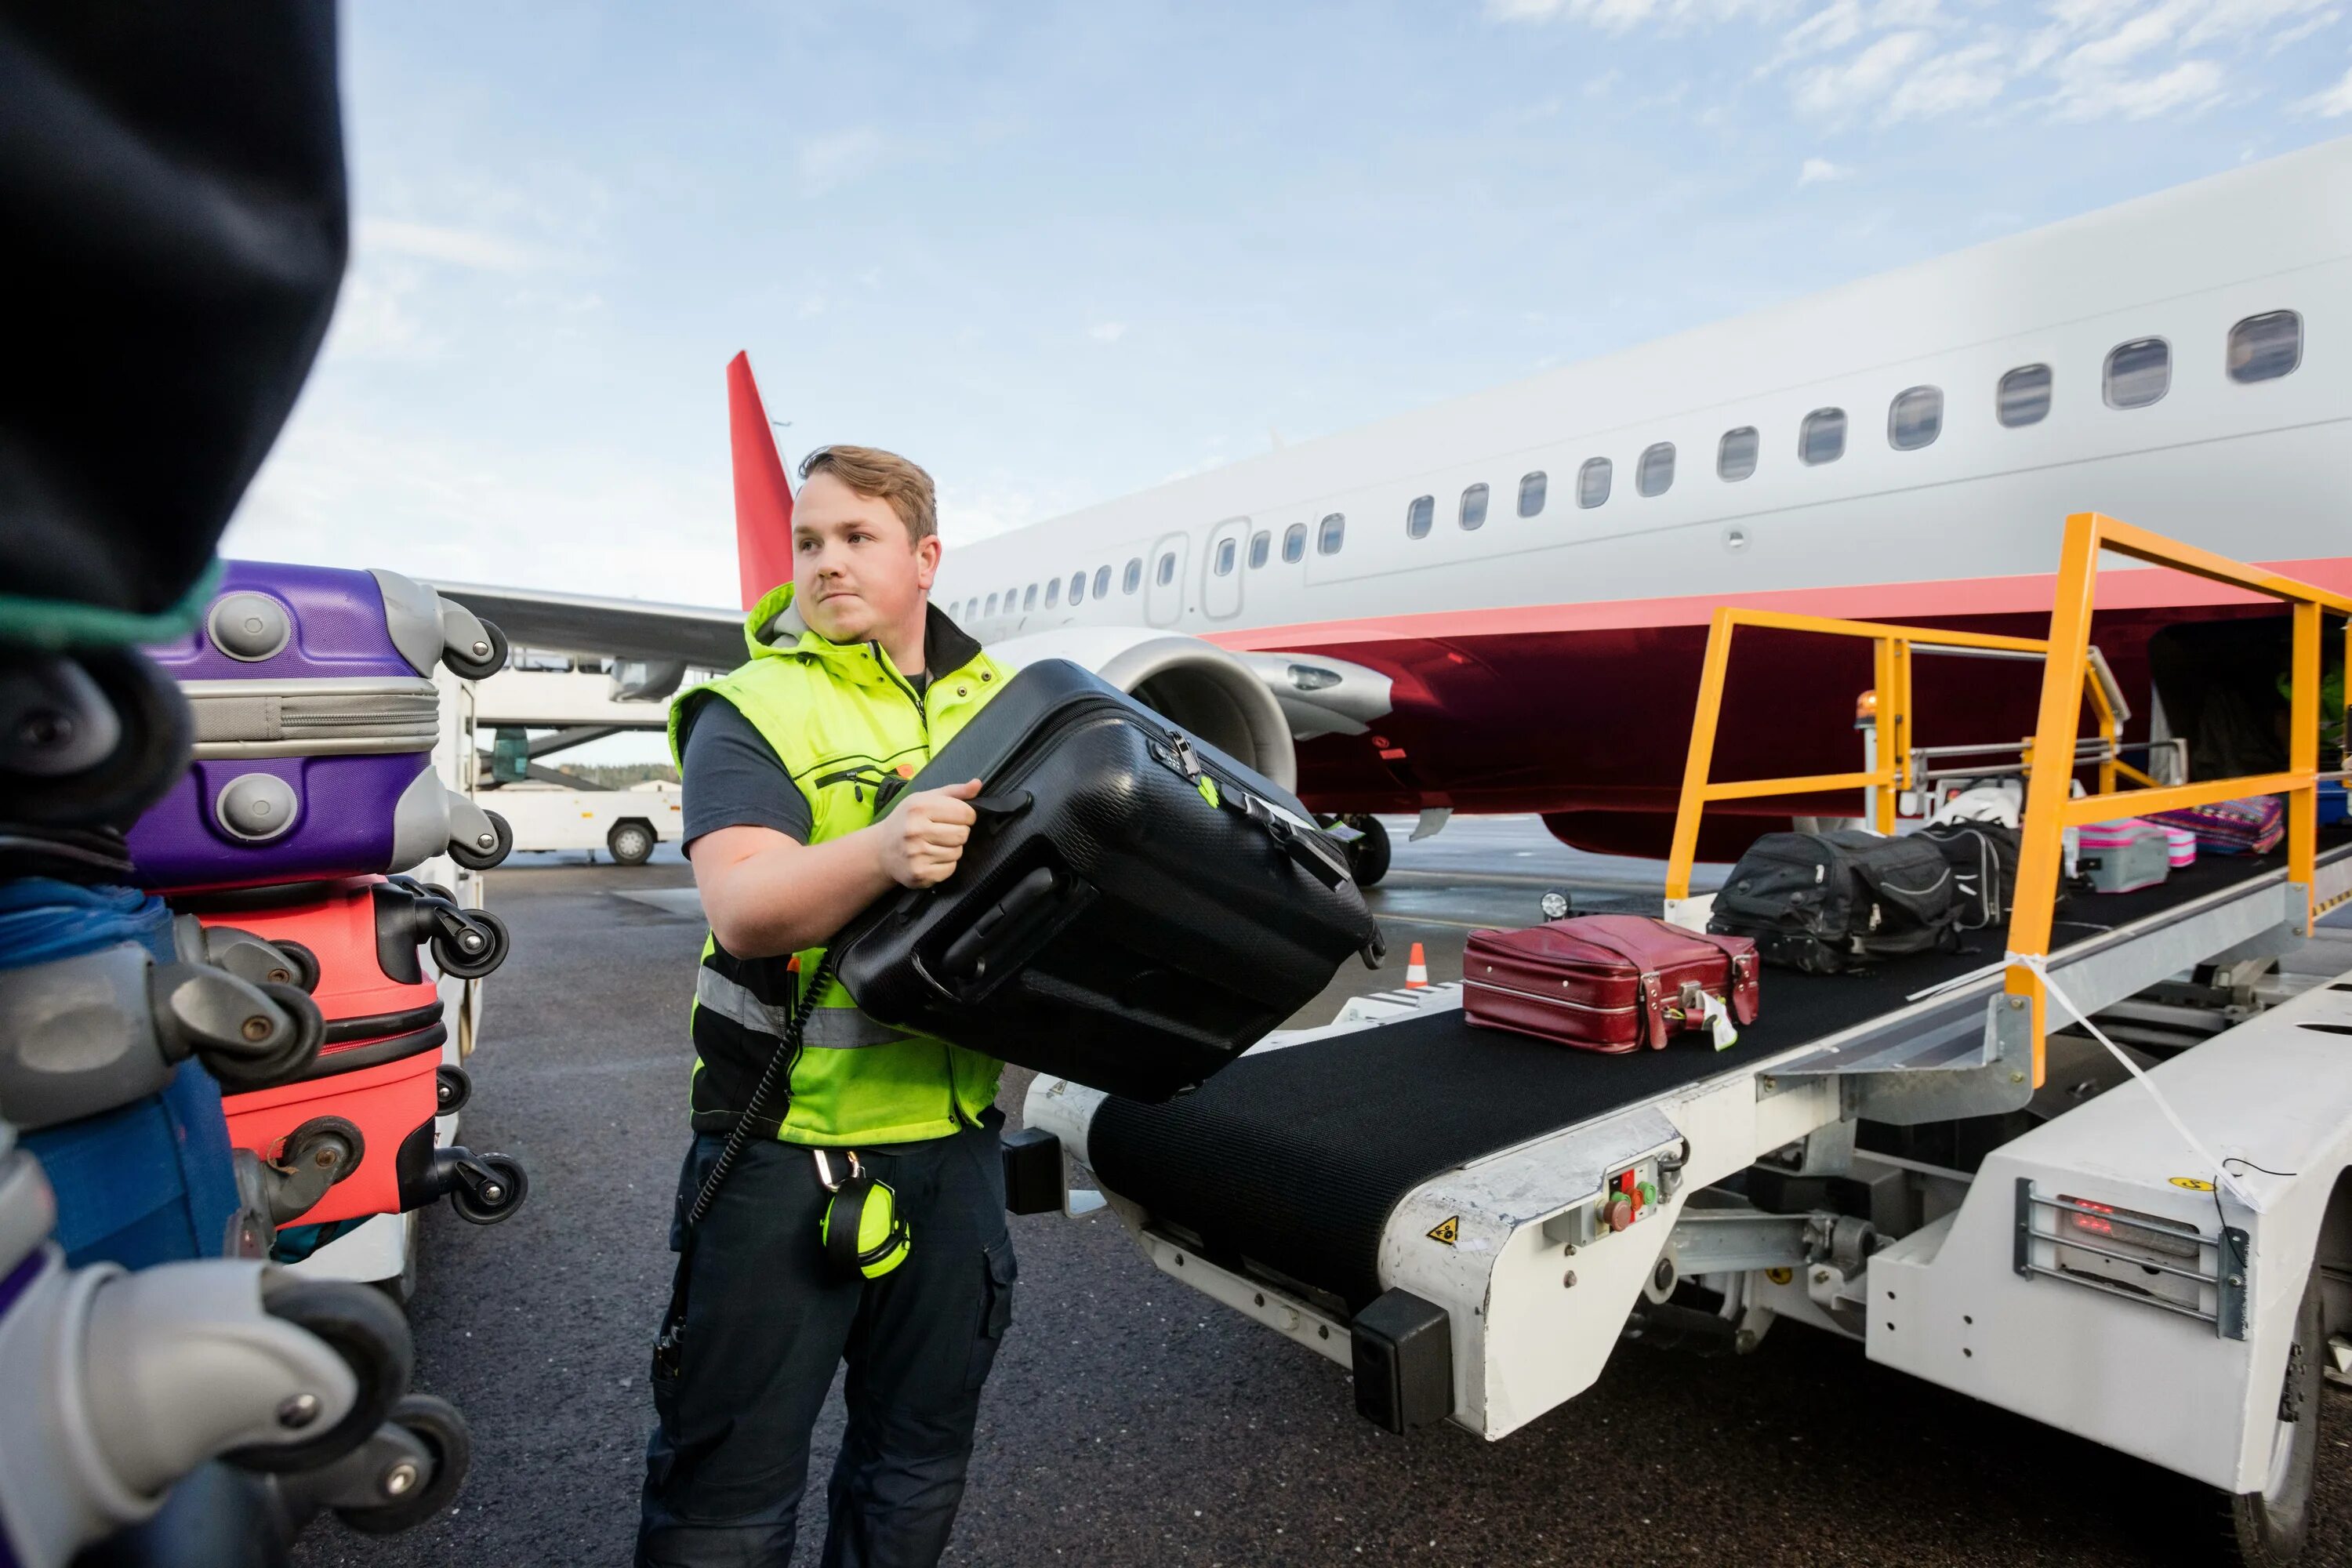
[{"xmin": 812, "ymin": 1149, "xmax": 862, "ymax": 1193}]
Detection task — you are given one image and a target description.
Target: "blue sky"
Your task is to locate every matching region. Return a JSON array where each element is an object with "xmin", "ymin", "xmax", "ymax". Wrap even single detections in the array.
[{"xmin": 227, "ymin": 0, "xmax": 2352, "ymax": 612}]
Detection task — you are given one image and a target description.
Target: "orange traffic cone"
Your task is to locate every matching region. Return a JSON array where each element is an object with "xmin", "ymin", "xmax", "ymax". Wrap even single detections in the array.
[{"xmin": 1404, "ymin": 942, "xmax": 1429, "ymax": 989}]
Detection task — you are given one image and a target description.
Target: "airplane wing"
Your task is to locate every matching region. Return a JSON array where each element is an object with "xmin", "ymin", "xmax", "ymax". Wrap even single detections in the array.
[{"xmin": 429, "ymin": 582, "xmax": 743, "ymax": 671}]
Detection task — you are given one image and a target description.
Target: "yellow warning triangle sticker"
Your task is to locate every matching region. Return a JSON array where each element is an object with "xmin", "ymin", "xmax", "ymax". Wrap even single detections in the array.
[{"xmin": 1426, "ymin": 1215, "xmax": 1460, "ymax": 1246}]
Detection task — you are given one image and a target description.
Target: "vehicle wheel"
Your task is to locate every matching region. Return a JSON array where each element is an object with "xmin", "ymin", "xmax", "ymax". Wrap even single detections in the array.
[
  {"xmin": 607, "ymin": 818, "xmax": 656, "ymax": 866},
  {"xmin": 229, "ymin": 1276, "xmax": 412, "ymax": 1474},
  {"xmin": 446, "ymin": 808, "xmax": 513, "ymax": 871},
  {"xmin": 429, "ymin": 909, "xmax": 507, "ymax": 981},
  {"xmin": 448, "ymin": 1153, "xmax": 529, "ymax": 1225},
  {"xmin": 1343, "ymin": 814, "xmax": 1392, "ymax": 887},
  {"xmin": 2221, "ymin": 1269, "xmax": 2325, "ymax": 1565},
  {"xmin": 334, "ymin": 1393, "xmax": 472, "ymax": 1536},
  {"xmin": 440, "ymin": 619, "xmax": 510, "ymax": 682}
]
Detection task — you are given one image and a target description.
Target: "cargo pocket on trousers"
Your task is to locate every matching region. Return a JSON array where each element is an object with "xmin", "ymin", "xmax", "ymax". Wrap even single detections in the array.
[{"xmin": 964, "ymin": 1235, "xmax": 1018, "ymax": 1390}]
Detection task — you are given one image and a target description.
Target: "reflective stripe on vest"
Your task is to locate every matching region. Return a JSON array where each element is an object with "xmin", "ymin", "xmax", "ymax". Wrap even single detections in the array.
[{"xmin": 693, "ymin": 965, "xmax": 911, "ymax": 1051}]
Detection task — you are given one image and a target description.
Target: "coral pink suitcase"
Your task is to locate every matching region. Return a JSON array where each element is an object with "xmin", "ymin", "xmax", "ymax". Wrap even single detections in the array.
[{"xmin": 1464, "ymin": 915, "xmax": 1759, "ymax": 1054}]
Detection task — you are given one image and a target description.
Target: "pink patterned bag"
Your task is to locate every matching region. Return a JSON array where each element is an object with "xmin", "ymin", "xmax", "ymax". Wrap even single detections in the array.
[{"xmin": 2144, "ymin": 796, "xmax": 2284, "ymax": 857}]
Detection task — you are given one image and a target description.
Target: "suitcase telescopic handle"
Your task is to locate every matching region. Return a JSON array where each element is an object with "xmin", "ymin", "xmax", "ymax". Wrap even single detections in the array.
[{"xmin": 935, "ymin": 866, "xmax": 1062, "ymax": 989}]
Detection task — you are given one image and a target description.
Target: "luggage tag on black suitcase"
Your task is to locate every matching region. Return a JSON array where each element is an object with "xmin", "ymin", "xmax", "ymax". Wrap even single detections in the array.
[{"xmin": 833, "ymin": 660, "xmax": 1383, "ymax": 1102}]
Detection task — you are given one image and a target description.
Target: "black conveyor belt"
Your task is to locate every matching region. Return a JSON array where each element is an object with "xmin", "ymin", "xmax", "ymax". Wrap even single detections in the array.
[{"xmin": 1088, "ymin": 832, "xmax": 2352, "ymax": 1312}]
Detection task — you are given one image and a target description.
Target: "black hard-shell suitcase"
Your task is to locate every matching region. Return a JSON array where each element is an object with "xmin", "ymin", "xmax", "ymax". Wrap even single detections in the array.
[{"xmin": 832, "ymin": 660, "xmax": 1383, "ymax": 1102}]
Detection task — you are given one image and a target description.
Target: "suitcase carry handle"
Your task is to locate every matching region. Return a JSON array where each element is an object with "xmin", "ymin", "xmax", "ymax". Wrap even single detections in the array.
[
  {"xmin": 967, "ymin": 790, "xmax": 1033, "ymax": 820},
  {"xmin": 924, "ymin": 865, "xmax": 1070, "ymax": 1000}
]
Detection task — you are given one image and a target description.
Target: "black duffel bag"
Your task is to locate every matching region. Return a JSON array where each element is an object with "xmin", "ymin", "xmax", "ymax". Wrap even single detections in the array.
[
  {"xmin": 1709, "ymin": 829, "xmax": 1959, "ymax": 974},
  {"xmin": 1915, "ymin": 819, "xmax": 2024, "ymax": 931},
  {"xmin": 833, "ymin": 659, "xmax": 1384, "ymax": 1102}
]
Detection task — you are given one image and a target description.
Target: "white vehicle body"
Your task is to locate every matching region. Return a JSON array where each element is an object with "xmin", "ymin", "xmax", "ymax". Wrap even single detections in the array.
[
  {"xmin": 1029, "ymin": 857, "xmax": 2352, "ymax": 1504},
  {"xmin": 489, "ymin": 780, "xmax": 681, "ymax": 860}
]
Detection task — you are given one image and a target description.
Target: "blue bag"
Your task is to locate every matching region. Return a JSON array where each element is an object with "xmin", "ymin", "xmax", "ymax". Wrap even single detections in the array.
[{"xmin": 1, "ymin": 880, "xmax": 243, "ymax": 1268}]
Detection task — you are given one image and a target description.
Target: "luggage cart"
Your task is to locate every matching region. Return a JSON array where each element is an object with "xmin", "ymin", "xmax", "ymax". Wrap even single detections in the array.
[{"xmin": 1025, "ymin": 514, "xmax": 2352, "ymax": 1562}]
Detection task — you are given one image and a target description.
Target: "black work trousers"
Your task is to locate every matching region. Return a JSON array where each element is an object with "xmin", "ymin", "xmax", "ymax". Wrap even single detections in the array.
[{"xmin": 637, "ymin": 1115, "xmax": 1014, "ymax": 1568}]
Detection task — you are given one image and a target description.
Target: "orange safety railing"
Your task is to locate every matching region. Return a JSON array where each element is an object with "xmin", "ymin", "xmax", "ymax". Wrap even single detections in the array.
[
  {"xmin": 1661, "ymin": 612, "xmax": 2111, "ymax": 898},
  {"xmin": 2005, "ymin": 514, "xmax": 2352, "ymax": 1081},
  {"xmin": 1661, "ymin": 512, "xmax": 2351, "ymax": 1094}
]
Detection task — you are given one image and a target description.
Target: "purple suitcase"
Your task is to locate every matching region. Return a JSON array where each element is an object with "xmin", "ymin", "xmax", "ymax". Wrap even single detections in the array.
[{"xmin": 125, "ymin": 561, "xmax": 514, "ymax": 891}]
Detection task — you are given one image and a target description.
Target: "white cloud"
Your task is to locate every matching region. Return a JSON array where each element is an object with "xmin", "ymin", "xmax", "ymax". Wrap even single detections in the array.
[
  {"xmin": 1885, "ymin": 41, "xmax": 2013, "ymax": 118},
  {"xmin": 1797, "ymin": 154, "xmax": 1850, "ymax": 183},
  {"xmin": 356, "ymin": 218, "xmax": 541, "ymax": 273},
  {"xmin": 2295, "ymin": 60, "xmax": 2352, "ymax": 111},
  {"xmin": 1792, "ymin": 28, "xmax": 1932, "ymax": 113},
  {"xmin": 794, "ymin": 128, "xmax": 887, "ymax": 195},
  {"xmin": 2053, "ymin": 55, "xmax": 2226, "ymax": 116},
  {"xmin": 1486, "ymin": 0, "xmax": 1779, "ymax": 30},
  {"xmin": 1087, "ymin": 321, "xmax": 1129, "ymax": 344}
]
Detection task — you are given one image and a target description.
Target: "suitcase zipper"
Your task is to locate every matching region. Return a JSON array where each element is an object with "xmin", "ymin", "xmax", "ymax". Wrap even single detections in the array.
[{"xmin": 1463, "ymin": 978, "xmax": 1637, "ymax": 1016}]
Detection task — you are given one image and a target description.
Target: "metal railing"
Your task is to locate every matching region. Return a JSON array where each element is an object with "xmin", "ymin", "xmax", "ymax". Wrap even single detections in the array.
[
  {"xmin": 2005, "ymin": 514, "xmax": 2352, "ymax": 1080},
  {"xmin": 1661, "ymin": 609, "xmax": 2113, "ymax": 900},
  {"xmin": 1661, "ymin": 512, "xmax": 2350, "ymax": 1091}
]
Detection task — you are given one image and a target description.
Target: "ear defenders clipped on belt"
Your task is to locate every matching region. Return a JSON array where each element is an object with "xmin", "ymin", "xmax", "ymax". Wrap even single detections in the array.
[{"xmin": 816, "ymin": 1149, "xmax": 909, "ymax": 1281}]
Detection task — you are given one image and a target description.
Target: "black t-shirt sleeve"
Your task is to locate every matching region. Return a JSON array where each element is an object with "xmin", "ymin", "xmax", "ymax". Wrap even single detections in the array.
[{"xmin": 678, "ymin": 696, "xmax": 812, "ymax": 849}]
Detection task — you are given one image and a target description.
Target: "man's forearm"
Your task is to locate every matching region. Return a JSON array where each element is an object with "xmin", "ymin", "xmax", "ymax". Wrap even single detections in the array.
[{"xmin": 696, "ymin": 826, "xmax": 892, "ymax": 958}]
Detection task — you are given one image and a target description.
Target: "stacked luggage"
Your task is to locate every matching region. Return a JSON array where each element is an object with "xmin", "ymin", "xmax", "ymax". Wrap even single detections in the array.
[
  {"xmin": 132, "ymin": 565, "xmax": 530, "ymax": 1244},
  {"xmin": 0, "ymin": 10, "xmax": 492, "ymax": 1557}
]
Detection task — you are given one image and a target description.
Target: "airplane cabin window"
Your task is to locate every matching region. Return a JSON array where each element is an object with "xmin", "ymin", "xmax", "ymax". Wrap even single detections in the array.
[
  {"xmin": 1635, "ymin": 442, "xmax": 1675, "ymax": 497},
  {"xmin": 1123, "ymin": 558, "xmax": 1142, "ymax": 594},
  {"xmin": 1094, "ymin": 565, "xmax": 1112, "ymax": 598},
  {"xmin": 1406, "ymin": 495, "xmax": 1434, "ymax": 539},
  {"xmin": 1997, "ymin": 364, "xmax": 2052, "ymax": 427},
  {"xmin": 1889, "ymin": 386, "xmax": 1942, "ymax": 451},
  {"xmin": 985, "ymin": 593, "xmax": 999, "ymax": 615},
  {"xmin": 1022, "ymin": 584, "xmax": 1038, "ymax": 611},
  {"xmin": 1577, "ymin": 457, "xmax": 1611, "ymax": 509},
  {"xmin": 1155, "ymin": 552, "xmax": 1176, "ymax": 586},
  {"xmin": 1318, "ymin": 513, "xmax": 1345, "ymax": 555},
  {"xmin": 1045, "ymin": 577, "xmax": 1060, "ymax": 608},
  {"xmin": 1214, "ymin": 537, "xmax": 1237, "ymax": 576},
  {"xmin": 1459, "ymin": 485, "xmax": 1489, "ymax": 532},
  {"xmin": 1069, "ymin": 572, "xmax": 1085, "ymax": 604},
  {"xmin": 1518, "ymin": 471, "xmax": 1546, "ymax": 517},
  {"xmin": 1717, "ymin": 427, "xmax": 1758, "ymax": 481},
  {"xmin": 1798, "ymin": 408, "xmax": 1846, "ymax": 465},
  {"xmin": 1249, "ymin": 530, "xmax": 1270, "ymax": 568},
  {"xmin": 1282, "ymin": 524, "xmax": 1307, "ymax": 562},
  {"xmin": 2229, "ymin": 311, "xmax": 2301, "ymax": 383},
  {"xmin": 2104, "ymin": 338, "xmax": 2169, "ymax": 408}
]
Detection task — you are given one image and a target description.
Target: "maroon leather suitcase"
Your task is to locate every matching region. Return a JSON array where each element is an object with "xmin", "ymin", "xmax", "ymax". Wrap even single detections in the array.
[{"xmin": 1462, "ymin": 915, "xmax": 1760, "ymax": 1054}]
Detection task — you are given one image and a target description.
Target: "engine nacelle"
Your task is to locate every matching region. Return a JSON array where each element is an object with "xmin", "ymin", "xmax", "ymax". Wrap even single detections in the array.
[{"xmin": 986, "ymin": 628, "xmax": 1302, "ymax": 793}]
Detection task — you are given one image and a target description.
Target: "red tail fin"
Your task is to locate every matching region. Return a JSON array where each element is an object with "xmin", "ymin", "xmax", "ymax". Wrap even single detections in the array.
[{"xmin": 727, "ymin": 351, "xmax": 795, "ymax": 611}]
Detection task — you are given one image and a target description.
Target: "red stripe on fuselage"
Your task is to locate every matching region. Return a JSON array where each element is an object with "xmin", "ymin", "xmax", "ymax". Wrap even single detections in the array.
[{"xmin": 1202, "ymin": 555, "xmax": 2352, "ymax": 653}]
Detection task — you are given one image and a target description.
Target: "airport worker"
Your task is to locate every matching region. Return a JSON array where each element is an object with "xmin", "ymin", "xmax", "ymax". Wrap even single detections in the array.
[{"xmin": 638, "ymin": 445, "xmax": 1015, "ymax": 1568}]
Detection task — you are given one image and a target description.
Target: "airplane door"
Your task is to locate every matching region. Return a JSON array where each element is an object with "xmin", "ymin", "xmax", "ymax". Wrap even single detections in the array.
[
  {"xmin": 1145, "ymin": 531, "xmax": 1189, "ymax": 626},
  {"xmin": 1200, "ymin": 517, "xmax": 1248, "ymax": 619}
]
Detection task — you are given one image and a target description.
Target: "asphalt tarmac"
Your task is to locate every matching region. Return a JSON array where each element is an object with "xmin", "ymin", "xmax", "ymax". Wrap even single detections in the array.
[{"xmin": 294, "ymin": 818, "xmax": 2349, "ymax": 1568}]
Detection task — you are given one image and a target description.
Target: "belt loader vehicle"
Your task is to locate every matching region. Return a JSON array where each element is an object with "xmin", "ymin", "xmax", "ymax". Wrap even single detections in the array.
[{"xmin": 1024, "ymin": 517, "xmax": 2352, "ymax": 1563}]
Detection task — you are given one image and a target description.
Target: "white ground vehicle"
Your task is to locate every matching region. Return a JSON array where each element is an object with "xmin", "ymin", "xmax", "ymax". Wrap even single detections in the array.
[
  {"xmin": 487, "ymin": 780, "xmax": 681, "ymax": 865},
  {"xmin": 1025, "ymin": 518, "xmax": 2352, "ymax": 1563}
]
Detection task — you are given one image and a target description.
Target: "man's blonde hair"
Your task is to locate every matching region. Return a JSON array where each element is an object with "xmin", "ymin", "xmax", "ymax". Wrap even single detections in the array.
[{"xmin": 797, "ymin": 445, "xmax": 937, "ymax": 543}]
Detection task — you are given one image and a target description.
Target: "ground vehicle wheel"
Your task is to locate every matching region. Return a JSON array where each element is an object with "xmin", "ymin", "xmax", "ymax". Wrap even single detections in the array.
[
  {"xmin": 334, "ymin": 1393, "xmax": 473, "ymax": 1536},
  {"xmin": 2222, "ymin": 1269, "xmax": 2325, "ymax": 1565},
  {"xmin": 228, "ymin": 1275, "xmax": 412, "ymax": 1474},
  {"xmin": 440, "ymin": 619, "xmax": 510, "ymax": 682},
  {"xmin": 448, "ymin": 1153, "xmax": 529, "ymax": 1225},
  {"xmin": 446, "ymin": 808, "xmax": 513, "ymax": 870},
  {"xmin": 429, "ymin": 909, "xmax": 507, "ymax": 981},
  {"xmin": 1341, "ymin": 814, "xmax": 1391, "ymax": 887},
  {"xmin": 607, "ymin": 818, "xmax": 656, "ymax": 866}
]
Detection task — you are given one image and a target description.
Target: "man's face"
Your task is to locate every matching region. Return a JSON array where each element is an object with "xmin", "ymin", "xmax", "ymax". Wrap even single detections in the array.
[{"xmin": 791, "ymin": 471, "xmax": 940, "ymax": 645}]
